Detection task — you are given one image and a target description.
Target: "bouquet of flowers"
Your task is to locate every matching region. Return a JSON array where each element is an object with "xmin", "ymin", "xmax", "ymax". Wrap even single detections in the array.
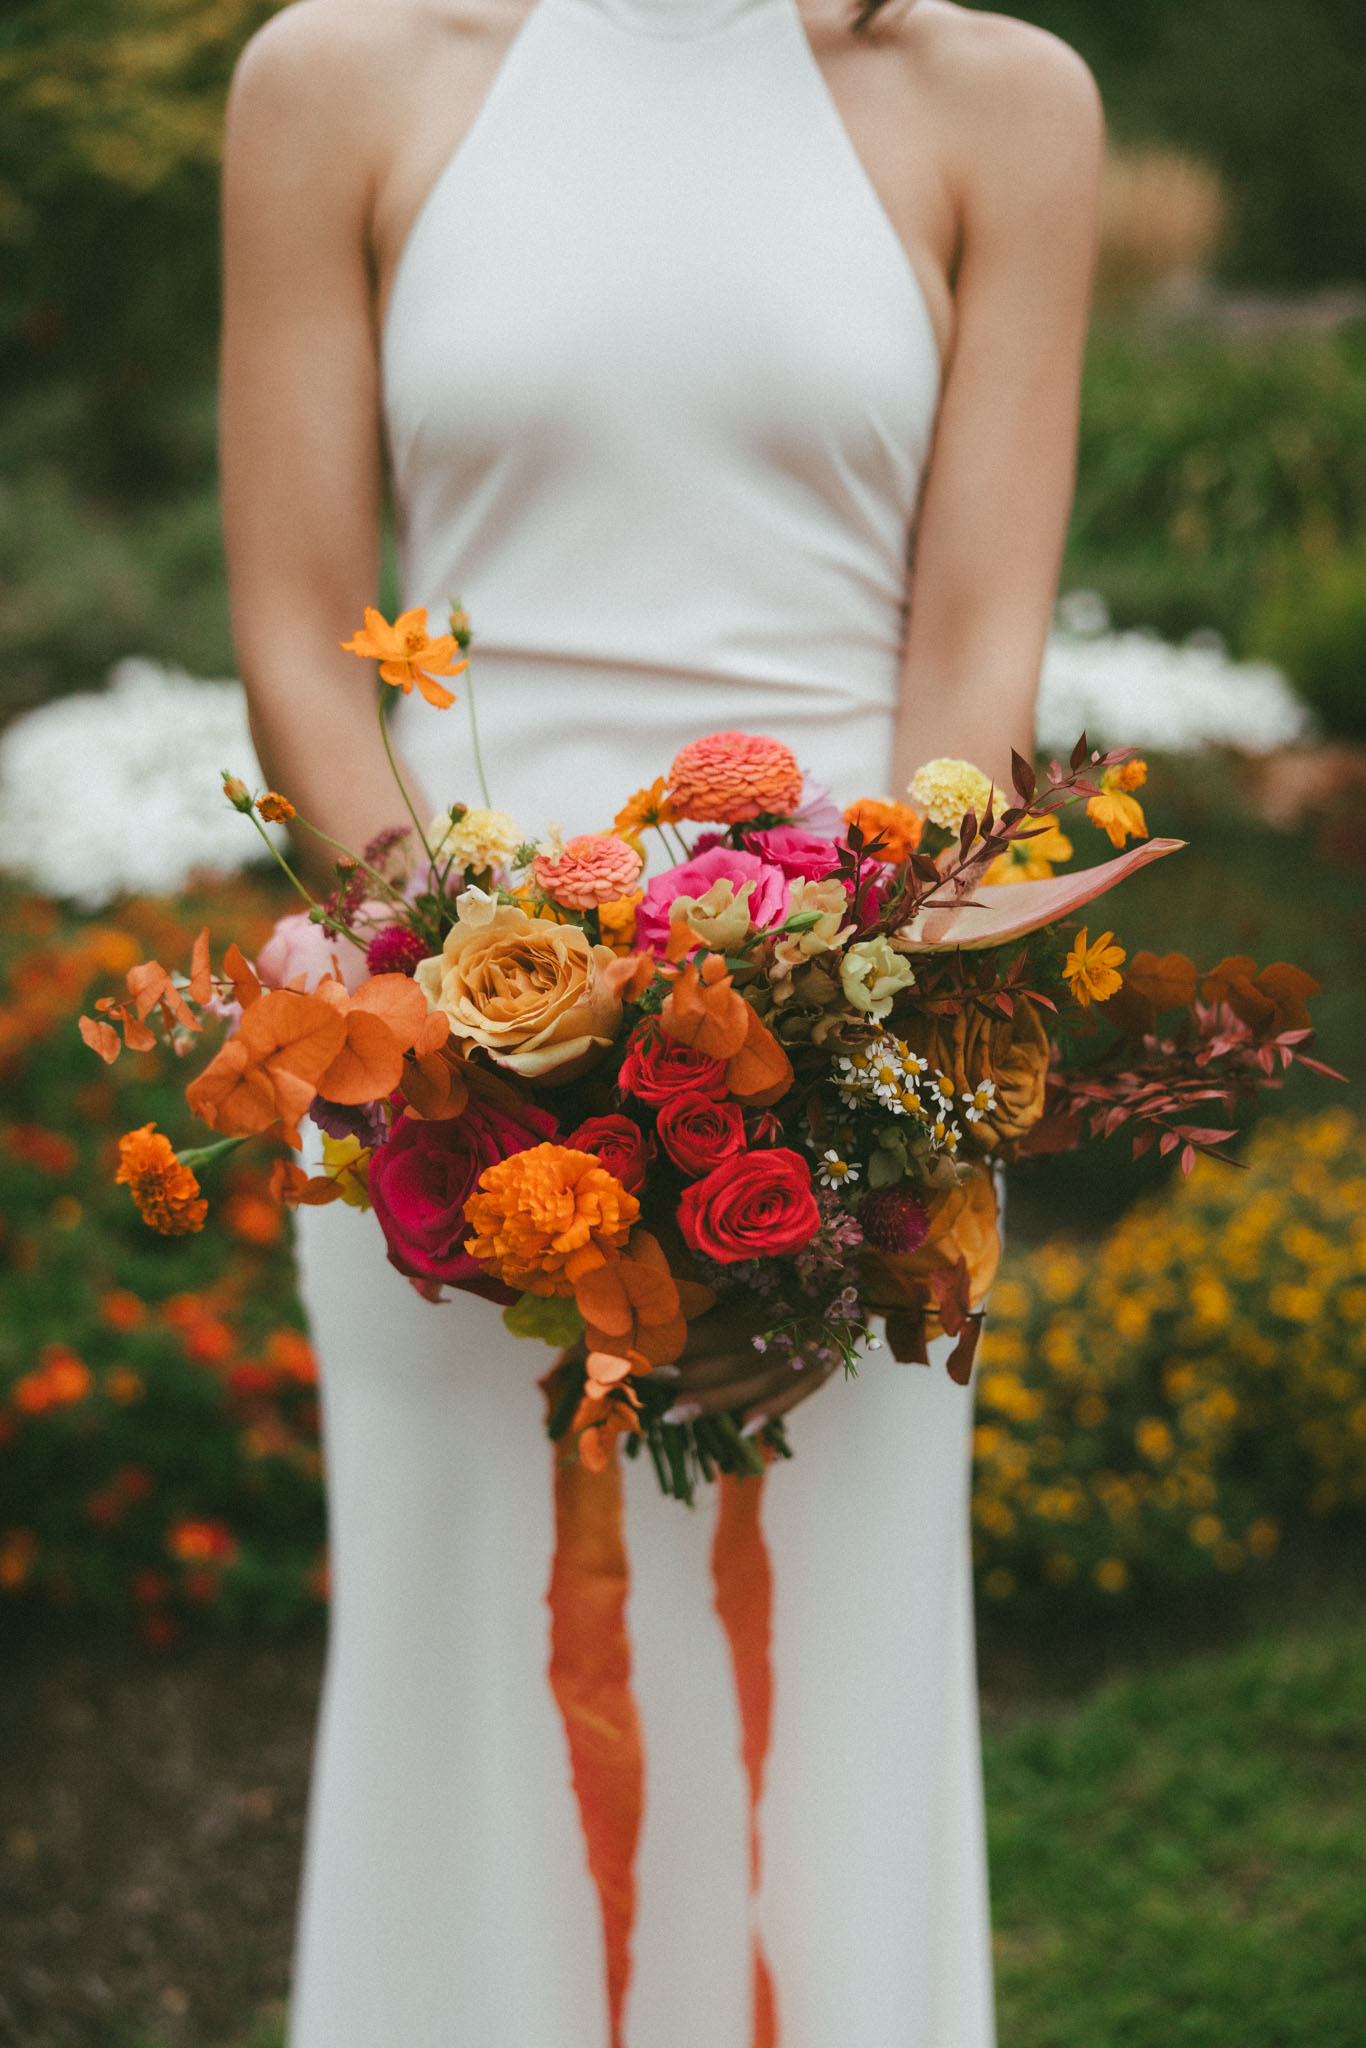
[{"xmin": 84, "ymin": 605, "xmax": 1340, "ymax": 1500}]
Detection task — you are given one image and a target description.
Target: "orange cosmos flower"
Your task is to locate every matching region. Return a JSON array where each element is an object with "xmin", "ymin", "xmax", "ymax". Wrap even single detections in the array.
[
  {"xmin": 115, "ymin": 1125, "xmax": 208, "ymax": 1235},
  {"xmin": 667, "ymin": 731, "xmax": 803, "ymax": 824},
  {"xmin": 1086, "ymin": 760, "xmax": 1148, "ymax": 849},
  {"xmin": 256, "ymin": 792, "xmax": 295, "ymax": 824},
  {"xmin": 843, "ymin": 798, "xmax": 924, "ymax": 864},
  {"xmin": 614, "ymin": 777, "xmax": 681, "ymax": 836},
  {"xmin": 340, "ymin": 605, "xmax": 467, "ymax": 710},
  {"xmin": 463, "ymin": 1144, "xmax": 639, "ymax": 1297},
  {"xmin": 1062, "ymin": 927, "xmax": 1126, "ymax": 1007}
]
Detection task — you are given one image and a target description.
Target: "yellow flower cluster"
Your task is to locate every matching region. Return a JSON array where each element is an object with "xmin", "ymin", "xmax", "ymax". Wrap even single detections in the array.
[
  {"xmin": 972, "ymin": 1108, "xmax": 1366, "ymax": 1604},
  {"xmin": 907, "ymin": 757, "xmax": 997, "ymax": 833}
]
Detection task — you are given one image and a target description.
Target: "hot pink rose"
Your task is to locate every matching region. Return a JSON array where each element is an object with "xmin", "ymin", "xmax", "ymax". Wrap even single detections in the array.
[
  {"xmin": 744, "ymin": 827, "xmax": 844, "ymax": 884},
  {"xmin": 634, "ymin": 846, "xmax": 790, "ymax": 957},
  {"xmin": 369, "ymin": 1096, "xmax": 558, "ymax": 1294},
  {"xmin": 257, "ymin": 907, "xmax": 384, "ymax": 994}
]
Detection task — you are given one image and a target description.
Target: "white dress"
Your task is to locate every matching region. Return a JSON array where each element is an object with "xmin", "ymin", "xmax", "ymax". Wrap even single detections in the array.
[{"xmin": 289, "ymin": 0, "xmax": 997, "ymax": 2040}]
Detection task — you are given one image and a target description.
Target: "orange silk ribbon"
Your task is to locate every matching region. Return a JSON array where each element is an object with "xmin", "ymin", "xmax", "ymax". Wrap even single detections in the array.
[
  {"xmin": 712, "ymin": 1471, "xmax": 778, "ymax": 2048},
  {"xmin": 547, "ymin": 1453, "xmax": 779, "ymax": 2048},
  {"xmin": 546, "ymin": 1443, "xmax": 645, "ymax": 2048}
]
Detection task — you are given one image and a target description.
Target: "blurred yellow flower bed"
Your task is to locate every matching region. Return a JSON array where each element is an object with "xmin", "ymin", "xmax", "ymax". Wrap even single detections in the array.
[{"xmin": 976, "ymin": 1107, "xmax": 1366, "ymax": 1604}]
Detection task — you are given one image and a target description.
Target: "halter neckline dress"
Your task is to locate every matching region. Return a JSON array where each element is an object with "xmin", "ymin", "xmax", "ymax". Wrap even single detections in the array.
[{"xmin": 290, "ymin": 0, "xmax": 997, "ymax": 2039}]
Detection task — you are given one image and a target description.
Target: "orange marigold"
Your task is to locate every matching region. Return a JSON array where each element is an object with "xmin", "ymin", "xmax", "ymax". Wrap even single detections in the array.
[
  {"xmin": 115, "ymin": 1124, "xmax": 208, "ymax": 1236},
  {"xmin": 667, "ymin": 730, "xmax": 803, "ymax": 825},
  {"xmin": 843, "ymin": 798, "xmax": 924, "ymax": 864},
  {"xmin": 463, "ymin": 1144, "xmax": 639, "ymax": 1297}
]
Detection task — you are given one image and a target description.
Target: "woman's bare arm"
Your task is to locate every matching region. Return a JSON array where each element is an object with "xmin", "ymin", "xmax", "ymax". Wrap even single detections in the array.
[
  {"xmin": 220, "ymin": 5, "xmax": 417, "ymax": 887},
  {"xmin": 891, "ymin": 13, "xmax": 1105, "ymax": 798}
]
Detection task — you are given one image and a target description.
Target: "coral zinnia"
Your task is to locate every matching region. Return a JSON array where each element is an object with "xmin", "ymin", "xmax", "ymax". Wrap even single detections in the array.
[
  {"xmin": 1062, "ymin": 927, "xmax": 1126, "ymax": 1007},
  {"xmin": 463, "ymin": 1143, "xmax": 639, "ymax": 1296},
  {"xmin": 532, "ymin": 833, "xmax": 644, "ymax": 910},
  {"xmin": 667, "ymin": 731, "xmax": 804, "ymax": 825},
  {"xmin": 116, "ymin": 1124, "xmax": 208, "ymax": 1235}
]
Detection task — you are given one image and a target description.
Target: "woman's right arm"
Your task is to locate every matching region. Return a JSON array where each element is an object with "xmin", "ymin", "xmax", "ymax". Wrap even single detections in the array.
[{"xmin": 220, "ymin": 8, "xmax": 416, "ymax": 886}]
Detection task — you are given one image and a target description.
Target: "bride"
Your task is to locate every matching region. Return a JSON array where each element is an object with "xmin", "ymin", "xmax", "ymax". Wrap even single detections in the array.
[{"xmin": 219, "ymin": 0, "xmax": 1103, "ymax": 2040}]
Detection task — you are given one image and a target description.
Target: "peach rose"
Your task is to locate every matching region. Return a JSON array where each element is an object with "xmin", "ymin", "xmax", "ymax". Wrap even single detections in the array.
[{"xmin": 414, "ymin": 888, "xmax": 621, "ymax": 1083}]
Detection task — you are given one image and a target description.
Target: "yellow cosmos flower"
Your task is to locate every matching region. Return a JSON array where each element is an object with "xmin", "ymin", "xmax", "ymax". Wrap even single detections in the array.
[
  {"xmin": 984, "ymin": 818, "xmax": 1074, "ymax": 884},
  {"xmin": 1063, "ymin": 926, "xmax": 1126, "ymax": 1006},
  {"xmin": 1086, "ymin": 760, "xmax": 1148, "ymax": 849},
  {"xmin": 341, "ymin": 606, "xmax": 467, "ymax": 710}
]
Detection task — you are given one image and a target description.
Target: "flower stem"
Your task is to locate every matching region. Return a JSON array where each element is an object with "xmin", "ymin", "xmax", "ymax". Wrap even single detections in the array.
[
  {"xmin": 465, "ymin": 662, "xmax": 494, "ymax": 810},
  {"xmin": 378, "ymin": 697, "xmax": 437, "ymax": 868},
  {"xmin": 177, "ymin": 1134, "xmax": 250, "ymax": 1172},
  {"xmin": 242, "ymin": 810, "xmax": 319, "ymax": 912}
]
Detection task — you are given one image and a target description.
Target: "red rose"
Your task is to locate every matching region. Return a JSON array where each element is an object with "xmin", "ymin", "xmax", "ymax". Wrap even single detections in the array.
[
  {"xmin": 655, "ymin": 1092, "xmax": 747, "ymax": 1178},
  {"xmin": 678, "ymin": 1148, "xmax": 821, "ymax": 1264},
  {"xmin": 617, "ymin": 1024, "xmax": 727, "ymax": 1104},
  {"xmin": 369, "ymin": 1095, "xmax": 557, "ymax": 1295},
  {"xmin": 567, "ymin": 1113, "xmax": 655, "ymax": 1196}
]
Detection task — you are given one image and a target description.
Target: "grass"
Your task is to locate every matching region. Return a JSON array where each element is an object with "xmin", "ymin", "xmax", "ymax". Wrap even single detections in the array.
[{"xmin": 987, "ymin": 1611, "xmax": 1366, "ymax": 2046}]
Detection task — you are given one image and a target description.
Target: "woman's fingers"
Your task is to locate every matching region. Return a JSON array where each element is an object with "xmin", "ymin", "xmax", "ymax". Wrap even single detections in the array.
[
  {"xmin": 663, "ymin": 1359, "xmax": 798, "ymax": 1423},
  {"xmin": 739, "ymin": 1358, "xmax": 839, "ymax": 1433},
  {"xmin": 667, "ymin": 1343, "xmax": 771, "ymax": 1394}
]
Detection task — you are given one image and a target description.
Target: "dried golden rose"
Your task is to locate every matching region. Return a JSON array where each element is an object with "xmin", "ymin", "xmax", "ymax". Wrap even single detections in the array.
[
  {"xmin": 898, "ymin": 996, "xmax": 1049, "ymax": 1158},
  {"xmin": 415, "ymin": 888, "xmax": 621, "ymax": 1083},
  {"xmin": 859, "ymin": 1165, "xmax": 1001, "ymax": 1321}
]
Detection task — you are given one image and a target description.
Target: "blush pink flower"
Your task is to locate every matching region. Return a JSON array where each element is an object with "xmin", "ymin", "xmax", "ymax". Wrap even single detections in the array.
[
  {"xmin": 634, "ymin": 845, "xmax": 790, "ymax": 958},
  {"xmin": 532, "ymin": 833, "xmax": 644, "ymax": 910},
  {"xmin": 667, "ymin": 731, "xmax": 804, "ymax": 824},
  {"xmin": 257, "ymin": 908, "xmax": 381, "ymax": 994}
]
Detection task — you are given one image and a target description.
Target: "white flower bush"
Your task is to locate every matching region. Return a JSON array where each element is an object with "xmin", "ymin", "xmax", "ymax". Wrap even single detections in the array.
[
  {"xmin": 0, "ymin": 659, "xmax": 282, "ymax": 909},
  {"xmin": 0, "ymin": 605, "xmax": 1317, "ymax": 908}
]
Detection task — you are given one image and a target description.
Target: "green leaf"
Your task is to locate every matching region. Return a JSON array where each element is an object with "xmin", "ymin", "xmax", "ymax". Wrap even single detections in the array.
[{"xmin": 502, "ymin": 1293, "xmax": 585, "ymax": 1347}]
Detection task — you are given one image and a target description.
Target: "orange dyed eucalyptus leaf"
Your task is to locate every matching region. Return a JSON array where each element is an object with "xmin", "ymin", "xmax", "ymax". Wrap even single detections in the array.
[
  {"xmin": 270, "ymin": 1159, "xmax": 345, "ymax": 1208},
  {"xmin": 602, "ymin": 952, "xmax": 656, "ymax": 1004},
  {"xmin": 237, "ymin": 990, "xmax": 348, "ymax": 1083},
  {"xmin": 187, "ymin": 928, "xmax": 213, "ymax": 1007},
  {"xmin": 400, "ymin": 1043, "xmax": 470, "ymax": 1121},
  {"xmin": 222, "ymin": 943, "xmax": 262, "ymax": 1009},
  {"xmin": 725, "ymin": 1005, "xmax": 793, "ymax": 1107},
  {"xmin": 186, "ymin": 1039, "xmax": 281, "ymax": 1136},
  {"xmin": 348, "ymin": 973, "xmax": 431, "ymax": 1047},
  {"xmin": 1253, "ymin": 961, "xmax": 1319, "ymax": 1033},
  {"xmin": 661, "ymin": 955, "xmax": 749, "ymax": 1059},
  {"xmin": 315, "ymin": 1010, "xmax": 406, "ymax": 1105},
  {"xmin": 79, "ymin": 1015, "xmax": 121, "ymax": 1063},
  {"xmin": 125, "ymin": 959, "xmax": 197, "ymax": 1031}
]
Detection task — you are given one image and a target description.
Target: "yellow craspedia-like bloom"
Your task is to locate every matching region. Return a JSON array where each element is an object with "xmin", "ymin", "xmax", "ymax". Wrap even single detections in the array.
[
  {"xmin": 907, "ymin": 757, "xmax": 997, "ymax": 831},
  {"xmin": 428, "ymin": 806, "xmax": 523, "ymax": 874},
  {"xmin": 463, "ymin": 1144, "xmax": 639, "ymax": 1297},
  {"xmin": 1062, "ymin": 926, "xmax": 1126, "ymax": 1007}
]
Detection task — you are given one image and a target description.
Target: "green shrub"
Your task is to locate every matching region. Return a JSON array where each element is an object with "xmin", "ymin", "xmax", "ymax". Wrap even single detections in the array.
[{"xmin": 1247, "ymin": 541, "xmax": 1366, "ymax": 740}]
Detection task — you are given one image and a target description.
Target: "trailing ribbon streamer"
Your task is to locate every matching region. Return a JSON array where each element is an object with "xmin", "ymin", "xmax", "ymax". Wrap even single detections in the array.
[
  {"xmin": 546, "ymin": 1442, "xmax": 645, "ymax": 2048},
  {"xmin": 712, "ymin": 1471, "xmax": 778, "ymax": 2048}
]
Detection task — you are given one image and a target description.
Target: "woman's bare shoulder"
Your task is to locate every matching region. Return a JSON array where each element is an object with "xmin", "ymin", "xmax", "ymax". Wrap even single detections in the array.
[{"xmin": 890, "ymin": 1, "xmax": 1104, "ymax": 188}]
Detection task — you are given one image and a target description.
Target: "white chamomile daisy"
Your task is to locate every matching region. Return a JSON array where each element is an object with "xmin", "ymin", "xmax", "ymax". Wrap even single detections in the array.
[
  {"xmin": 961, "ymin": 1079, "xmax": 997, "ymax": 1124},
  {"xmin": 929, "ymin": 1114, "xmax": 962, "ymax": 1154},
  {"xmin": 817, "ymin": 1150, "xmax": 861, "ymax": 1189},
  {"xmin": 931, "ymin": 1069, "xmax": 956, "ymax": 1107}
]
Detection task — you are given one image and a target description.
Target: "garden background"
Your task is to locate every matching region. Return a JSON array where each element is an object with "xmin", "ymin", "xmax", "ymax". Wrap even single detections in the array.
[{"xmin": 1, "ymin": 0, "xmax": 1365, "ymax": 2042}]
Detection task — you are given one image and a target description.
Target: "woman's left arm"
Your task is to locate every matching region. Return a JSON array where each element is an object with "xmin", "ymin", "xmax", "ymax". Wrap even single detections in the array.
[{"xmin": 891, "ymin": 20, "xmax": 1106, "ymax": 798}]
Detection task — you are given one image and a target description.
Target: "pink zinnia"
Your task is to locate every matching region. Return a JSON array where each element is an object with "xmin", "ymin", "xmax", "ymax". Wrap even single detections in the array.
[
  {"xmin": 532, "ymin": 833, "xmax": 643, "ymax": 910},
  {"xmin": 667, "ymin": 731, "xmax": 804, "ymax": 825}
]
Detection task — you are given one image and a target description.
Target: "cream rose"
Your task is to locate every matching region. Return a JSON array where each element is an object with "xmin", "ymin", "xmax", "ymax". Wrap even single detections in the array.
[{"xmin": 415, "ymin": 888, "xmax": 621, "ymax": 1082}]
